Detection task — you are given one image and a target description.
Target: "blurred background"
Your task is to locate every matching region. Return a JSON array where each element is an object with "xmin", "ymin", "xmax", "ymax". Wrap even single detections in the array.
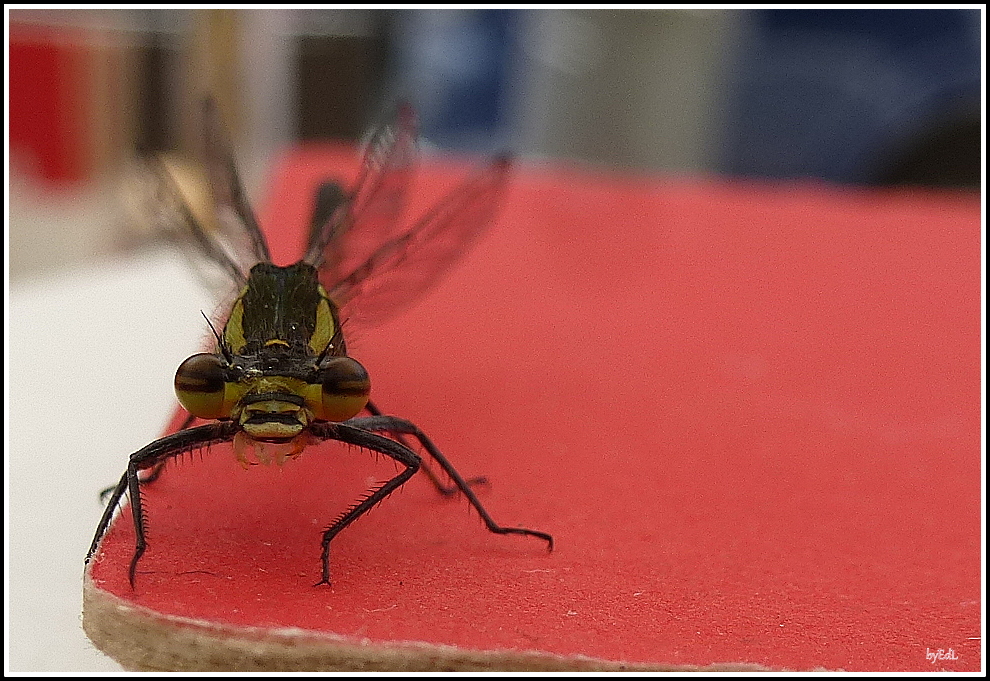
[
  {"xmin": 6, "ymin": 8, "xmax": 982, "ymax": 672},
  {"xmin": 8, "ymin": 7, "xmax": 982, "ymax": 280}
]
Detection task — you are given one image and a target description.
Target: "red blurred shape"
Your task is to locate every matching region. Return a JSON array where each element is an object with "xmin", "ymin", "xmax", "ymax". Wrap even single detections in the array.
[{"xmin": 9, "ymin": 23, "xmax": 89, "ymax": 185}]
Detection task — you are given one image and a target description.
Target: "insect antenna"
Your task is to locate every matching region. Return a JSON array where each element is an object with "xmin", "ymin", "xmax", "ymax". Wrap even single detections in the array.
[
  {"xmin": 201, "ymin": 311, "xmax": 232, "ymax": 362},
  {"xmin": 316, "ymin": 325, "xmax": 346, "ymax": 365}
]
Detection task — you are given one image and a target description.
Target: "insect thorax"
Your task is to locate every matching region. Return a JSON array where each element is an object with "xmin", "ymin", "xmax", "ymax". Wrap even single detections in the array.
[{"xmin": 223, "ymin": 262, "xmax": 342, "ymax": 358}]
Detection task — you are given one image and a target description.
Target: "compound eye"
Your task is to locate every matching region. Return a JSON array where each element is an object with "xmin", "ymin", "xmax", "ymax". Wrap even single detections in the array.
[
  {"xmin": 318, "ymin": 357, "xmax": 370, "ymax": 422},
  {"xmin": 174, "ymin": 353, "xmax": 228, "ymax": 419}
]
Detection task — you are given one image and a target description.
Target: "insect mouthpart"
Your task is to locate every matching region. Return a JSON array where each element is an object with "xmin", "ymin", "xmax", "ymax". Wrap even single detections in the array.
[
  {"xmin": 233, "ymin": 429, "xmax": 310, "ymax": 469},
  {"xmin": 234, "ymin": 394, "xmax": 313, "ymax": 469},
  {"xmin": 238, "ymin": 394, "xmax": 311, "ymax": 442}
]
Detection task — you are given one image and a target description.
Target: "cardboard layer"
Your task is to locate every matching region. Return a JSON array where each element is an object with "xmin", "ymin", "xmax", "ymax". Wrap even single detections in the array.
[
  {"xmin": 86, "ymin": 145, "xmax": 981, "ymax": 672},
  {"xmin": 82, "ymin": 580, "xmax": 776, "ymax": 672}
]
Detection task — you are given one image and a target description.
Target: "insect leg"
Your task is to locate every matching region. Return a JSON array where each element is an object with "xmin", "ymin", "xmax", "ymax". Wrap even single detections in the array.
[
  {"xmin": 362, "ymin": 400, "xmax": 488, "ymax": 496},
  {"xmin": 345, "ymin": 415, "xmax": 554, "ymax": 552},
  {"xmin": 309, "ymin": 422, "xmax": 421, "ymax": 587},
  {"xmin": 125, "ymin": 460, "xmax": 146, "ymax": 587},
  {"xmin": 88, "ymin": 471, "xmax": 128, "ymax": 561},
  {"xmin": 133, "ymin": 413, "xmax": 199, "ymax": 487},
  {"xmin": 97, "ymin": 413, "xmax": 197, "ymax": 504},
  {"xmin": 86, "ymin": 422, "xmax": 239, "ymax": 588}
]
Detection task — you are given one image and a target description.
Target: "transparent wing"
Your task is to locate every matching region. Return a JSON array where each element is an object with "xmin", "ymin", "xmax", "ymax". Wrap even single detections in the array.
[
  {"xmin": 200, "ymin": 97, "xmax": 272, "ymax": 272},
  {"xmin": 329, "ymin": 155, "xmax": 511, "ymax": 327},
  {"xmin": 303, "ymin": 102, "xmax": 417, "ymax": 289},
  {"xmin": 133, "ymin": 154, "xmax": 248, "ymax": 292},
  {"xmin": 126, "ymin": 98, "xmax": 271, "ymax": 307}
]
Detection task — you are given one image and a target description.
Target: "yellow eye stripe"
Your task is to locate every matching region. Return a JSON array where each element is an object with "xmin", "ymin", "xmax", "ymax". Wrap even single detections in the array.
[
  {"xmin": 308, "ymin": 295, "xmax": 335, "ymax": 354},
  {"xmin": 223, "ymin": 288, "xmax": 248, "ymax": 353}
]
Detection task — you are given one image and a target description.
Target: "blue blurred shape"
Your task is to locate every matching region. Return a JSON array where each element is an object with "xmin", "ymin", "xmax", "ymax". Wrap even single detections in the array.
[
  {"xmin": 391, "ymin": 9, "xmax": 518, "ymax": 153},
  {"xmin": 721, "ymin": 9, "xmax": 981, "ymax": 184}
]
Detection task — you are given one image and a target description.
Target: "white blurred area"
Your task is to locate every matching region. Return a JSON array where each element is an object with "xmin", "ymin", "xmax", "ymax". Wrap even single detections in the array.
[{"xmin": 9, "ymin": 249, "xmax": 215, "ymax": 672}]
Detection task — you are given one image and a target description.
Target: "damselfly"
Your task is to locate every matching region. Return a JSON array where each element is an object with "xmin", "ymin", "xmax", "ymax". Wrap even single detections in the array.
[{"xmin": 86, "ymin": 99, "xmax": 553, "ymax": 588}]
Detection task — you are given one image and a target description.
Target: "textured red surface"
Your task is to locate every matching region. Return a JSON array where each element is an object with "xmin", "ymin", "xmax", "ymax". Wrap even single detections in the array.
[{"xmin": 89, "ymin": 145, "xmax": 982, "ymax": 671}]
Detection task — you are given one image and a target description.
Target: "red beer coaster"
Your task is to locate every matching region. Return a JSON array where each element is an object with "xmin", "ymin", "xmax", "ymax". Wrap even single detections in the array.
[{"xmin": 83, "ymin": 144, "xmax": 981, "ymax": 672}]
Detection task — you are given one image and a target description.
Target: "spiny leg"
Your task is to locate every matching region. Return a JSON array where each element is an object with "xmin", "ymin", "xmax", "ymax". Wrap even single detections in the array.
[
  {"xmin": 86, "ymin": 422, "xmax": 239, "ymax": 588},
  {"xmin": 126, "ymin": 461, "xmax": 146, "ymax": 586},
  {"xmin": 98, "ymin": 462, "xmax": 165, "ymax": 505},
  {"xmin": 135, "ymin": 410, "xmax": 198, "ymax": 487},
  {"xmin": 362, "ymin": 400, "xmax": 488, "ymax": 496},
  {"xmin": 309, "ymin": 422, "xmax": 421, "ymax": 587},
  {"xmin": 98, "ymin": 412, "xmax": 198, "ymax": 504},
  {"xmin": 345, "ymin": 415, "xmax": 554, "ymax": 552},
  {"xmin": 88, "ymin": 472, "xmax": 128, "ymax": 561}
]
